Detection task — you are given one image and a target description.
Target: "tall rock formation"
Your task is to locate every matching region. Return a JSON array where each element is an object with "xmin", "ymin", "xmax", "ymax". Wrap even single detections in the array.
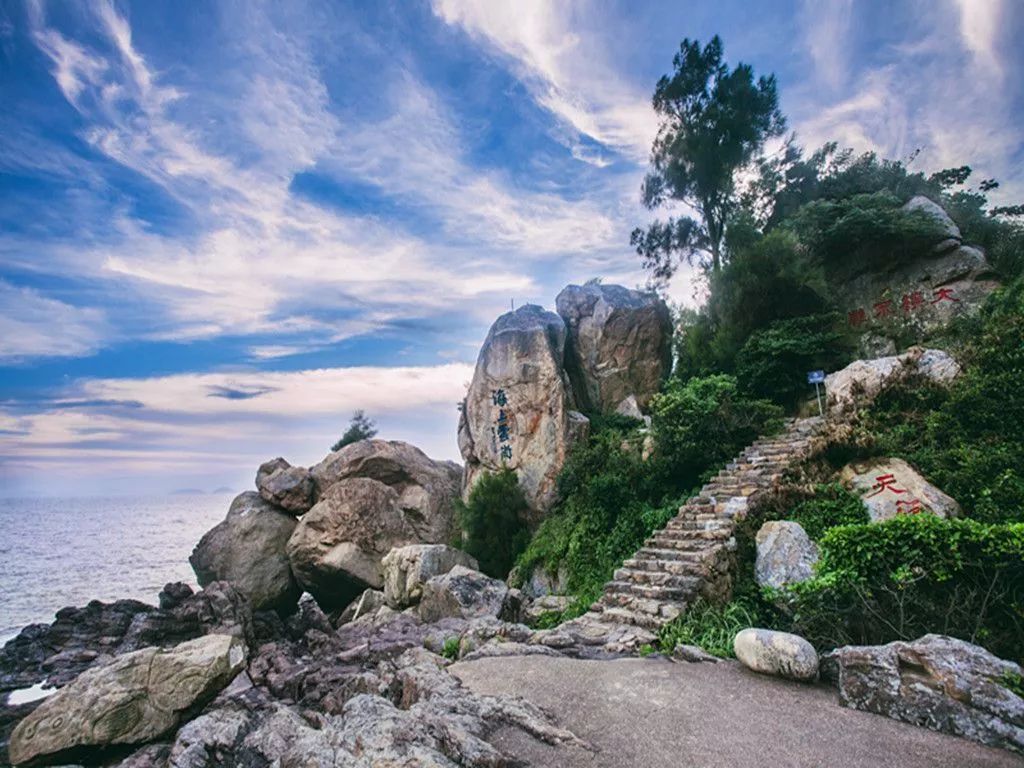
[
  {"xmin": 556, "ymin": 282, "xmax": 672, "ymax": 413},
  {"xmin": 458, "ymin": 304, "xmax": 588, "ymax": 520}
]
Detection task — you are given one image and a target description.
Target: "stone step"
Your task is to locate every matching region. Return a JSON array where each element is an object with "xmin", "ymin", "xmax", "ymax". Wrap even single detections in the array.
[
  {"xmin": 592, "ymin": 606, "xmax": 664, "ymax": 630},
  {"xmin": 604, "ymin": 580, "xmax": 697, "ymax": 602},
  {"xmin": 623, "ymin": 556, "xmax": 703, "ymax": 574},
  {"xmin": 598, "ymin": 593, "xmax": 688, "ymax": 623},
  {"xmin": 613, "ymin": 568, "xmax": 702, "ymax": 590},
  {"xmin": 635, "ymin": 547, "xmax": 708, "ymax": 562}
]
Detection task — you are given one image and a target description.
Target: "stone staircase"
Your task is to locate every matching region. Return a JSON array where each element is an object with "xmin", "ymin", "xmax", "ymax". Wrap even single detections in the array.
[{"xmin": 583, "ymin": 416, "xmax": 826, "ymax": 633}]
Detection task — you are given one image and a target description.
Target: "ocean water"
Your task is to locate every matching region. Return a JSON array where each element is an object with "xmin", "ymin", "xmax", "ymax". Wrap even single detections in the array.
[{"xmin": 0, "ymin": 495, "xmax": 233, "ymax": 642}]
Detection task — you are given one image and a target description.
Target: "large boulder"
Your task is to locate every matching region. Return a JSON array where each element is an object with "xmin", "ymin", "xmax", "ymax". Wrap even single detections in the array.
[
  {"xmin": 255, "ymin": 458, "xmax": 314, "ymax": 514},
  {"xmin": 555, "ymin": 282, "xmax": 672, "ymax": 413},
  {"xmin": 8, "ymin": 634, "xmax": 245, "ymax": 766},
  {"xmin": 311, "ymin": 440, "xmax": 461, "ymax": 545},
  {"xmin": 189, "ymin": 492, "xmax": 301, "ymax": 612},
  {"xmin": 754, "ymin": 521, "xmax": 818, "ymax": 589},
  {"xmin": 734, "ymin": 628, "xmax": 819, "ymax": 682},
  {"xmin": 381, "ymin": 545, "xmax": 479, "ymax": 609},
  {"xmin": 458, "ymin": 304, "xmax": 589, "ymax": 518},
  {"xmin": 840, "ymin": 457, "xmax": 960, "ymax": 522},
  {"xmin": 418, "ymin": 566, "xmax": 511, "ymax": 622},
  {"xmin": 287, "ymin": 478, "xmax": 422, "ymax": 612},
  {"xmin": 826, "ymin": 347, "xmax": 960, "ymax": 414},
  {"xmin": 838, "ymin": 197, "xmax": 1000, "ymax": 350},
  {"xmin": 822, "ymin": 634, "xmax": 1024, "ymax": 753}
]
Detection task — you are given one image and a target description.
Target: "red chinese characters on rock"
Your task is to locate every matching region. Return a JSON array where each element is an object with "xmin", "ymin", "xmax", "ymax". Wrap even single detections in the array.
[
  {"xmin": 866, "ymin": 473, "xmax": 908, "ymax": 498},
  {"xmin": 896, "ymin": 498, "xmax": 924, "ymax": 515},
  {"xmin": 847, "ymin": 286, "xmax": 959, "ymax": 326}
]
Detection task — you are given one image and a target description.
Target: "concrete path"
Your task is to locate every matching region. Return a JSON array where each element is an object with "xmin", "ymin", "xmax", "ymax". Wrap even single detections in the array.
[{"xmin": 452, "ymin": 655, "xmax": 1023, "ymax": 768}]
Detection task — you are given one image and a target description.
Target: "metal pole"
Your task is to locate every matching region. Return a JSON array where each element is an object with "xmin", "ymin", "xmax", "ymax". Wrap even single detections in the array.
[{"xmin": 814, "ymin": 381, "xmax": 824, "ymax": 417}]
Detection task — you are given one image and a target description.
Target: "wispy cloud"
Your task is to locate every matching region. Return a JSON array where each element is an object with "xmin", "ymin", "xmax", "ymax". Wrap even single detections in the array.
[
  {"xmin": 0, "ymin": 281, "xmax": 108, "ymax": 363},
  {"xmin": 431, "ymin": 0, "xmax": 658, "ymax": 160}
]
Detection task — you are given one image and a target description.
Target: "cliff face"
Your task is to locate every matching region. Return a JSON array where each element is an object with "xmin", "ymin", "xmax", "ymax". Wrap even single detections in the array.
[
  {"xmin": 838, "ymin": 195, "xmax": 1001, "ymax": 355},
  {"xmin": 459, "ymin": 285, "xmax": 673, "ymax": 518}
]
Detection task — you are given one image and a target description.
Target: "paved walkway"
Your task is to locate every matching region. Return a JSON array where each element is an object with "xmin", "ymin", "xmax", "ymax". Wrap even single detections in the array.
[{"xmin": 453, "ymin": 655, "xmax": 1023, "ymax": 768}]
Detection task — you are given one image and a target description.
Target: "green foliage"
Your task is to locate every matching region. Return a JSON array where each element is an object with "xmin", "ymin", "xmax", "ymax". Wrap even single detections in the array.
[
  {"xmin": 634, "ymin": 35, "xmax": 785, "ymax": 279},
  {"xmin": 782, "ymin": 516, "xmax": 1024, "ymax": 663},
  {"xmin": 735, "ymin": 314, "xmax": 853, "ymax": 409},
  {"xmin": 787, "ymin": 191, "xmax": 946, "ymax": 279},
  {"xmin": 657, "ymin": 598, "xmax": 767, "ymax": 658},
  {"xmin": 864, "ymin": 279, "xmax": 1024, "ymax": 523},
  {"xmin": 651, "ymin": 375, "xmax": 784, "ymax": 475},
  {"xmin": 331, "ymin": 410, "xmax": 377, "ymax": 452},
  {"xmin": 441, "ymin": 637, "xmax": 460, "ymax": 661},
  {"xmin": 516, "ymin": 377, "xmax": 781, "ymax": 606},
  {"xmin": 1001, "ymin": 671, "xmax": 1024, "ymax": 698},
  {"xmin": 456, "ymin": 468, "xmax": 530, "ymax": 579},
  {"xmin": 786, "ymin": 483, "xmax": 869, "ymax": 541}
]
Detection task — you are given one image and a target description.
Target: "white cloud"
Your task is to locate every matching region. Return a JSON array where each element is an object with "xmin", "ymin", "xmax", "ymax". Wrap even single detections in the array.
[
  {"xmin": 0, "ymin": 363, "xmax": 473, "ymax": 493},
  {"xmin": 953, "ymin": 0, "xmax": 1004, "ymax": 76},
  {"xmin": 431, "ymin": 0, "xmax": 658, "ymax": 160},
  {"xmin": 800, "ymin": 0, "xmax": 854, "ymax": 90},
  {"xmin": 0, "ymin": 281, "xmax": 107, "ymax": 362}
]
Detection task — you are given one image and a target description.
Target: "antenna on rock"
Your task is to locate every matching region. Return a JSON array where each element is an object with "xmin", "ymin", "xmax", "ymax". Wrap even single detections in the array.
[{"xmin": 511, "ymin": 298, "xmax": 515, "ymax": 310}]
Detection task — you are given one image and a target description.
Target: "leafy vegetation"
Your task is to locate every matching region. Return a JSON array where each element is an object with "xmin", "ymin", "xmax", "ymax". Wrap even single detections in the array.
[
  {"xmin": 657, "ymin": 598, "xmax": 768, "ymax": 658},
  {"xmin": 331, "ymin": 410, "xmax": 377, "ymax": 451},
  {"xmin": 784, "ymin": 483, "xmax": 870, "ymax": 541},
  {"xmin": 514, "ymin": 376, "xmax": 781, "ymax": 610},
  {"xmin": 781, "ymin": 516, "xmax": 1024, "ymax": 663},
  {"xmin": 632, "ymin": 35, "xmax": 785, "ymax": 279},
  {"xmin": 455, "ymin": 468, "xmax": 531, "ymax": 579}
]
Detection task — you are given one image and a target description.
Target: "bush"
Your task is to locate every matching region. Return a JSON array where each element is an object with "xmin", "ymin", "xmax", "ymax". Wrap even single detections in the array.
[
  {"xmin": 657, "ymin": 598, "xmax": 768, "ymax": 658},
  {"xmin": 788, "ymin": 191, "xmax": 946, "ymax": 279},
  {"xmin": 456, "ymin": 468, "xmax": 530, "ymax": 579},
  {"xmin": 651, "ymin": 374, "xmax": 784, "ymax": 479},
  {"xmin": 786, "ymin": 483, "xmax": 869, "ymax": 540},
  {"xmin": 735, "ymin": 314, "xmax": 854, "ymax": 409},
  {"xmin": 783, "ymin": 516, "xmax": 1024, "ymax": 662}
]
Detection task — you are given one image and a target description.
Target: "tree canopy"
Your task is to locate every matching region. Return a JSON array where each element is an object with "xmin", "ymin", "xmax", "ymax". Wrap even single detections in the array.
[{"xmin": 633, "ymin": 35, "xmax": 785, "ymax": 283}]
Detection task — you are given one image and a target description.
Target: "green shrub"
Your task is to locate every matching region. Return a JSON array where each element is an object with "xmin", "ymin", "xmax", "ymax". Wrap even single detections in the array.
[
  {"xmin": 657, "ymin": 598, "xmax": 768, "ymax": 658},
  {"xmin": 735, "ymin": 314, "xmax": 853, "ymax": 409},
  {"xmin": 788, "ymin": 191, "xmax": 946, "ymax": 279},
  {"xmin": 783, "ymin": 516, "xmax": 1024, "ymax": 662},
  {"xmin": 651, "ymin": 374, "xmax": 784, "ymax": 479},
  {"xmin": 786, "ymin": 483, "xmax": 869, "ymax": 540},
  {"xmin": 456, "ymin": 468, "xmax": 530, "ymax": 579},
  {"xmin": 441, "ymin": 636, "xmax": 460, "ymax": 661}
]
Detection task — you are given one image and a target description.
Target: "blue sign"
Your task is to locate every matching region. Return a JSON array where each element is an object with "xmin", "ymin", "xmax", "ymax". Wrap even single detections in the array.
[{"xmin": 807, "ymin": 370, "xmax": 825, "ymax": 384}]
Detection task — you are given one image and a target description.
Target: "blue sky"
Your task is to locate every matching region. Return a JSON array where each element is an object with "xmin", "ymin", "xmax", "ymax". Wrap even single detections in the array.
[{"xmin": 1, "ymin": 0, "xmax": 1021, "ymax": 496}]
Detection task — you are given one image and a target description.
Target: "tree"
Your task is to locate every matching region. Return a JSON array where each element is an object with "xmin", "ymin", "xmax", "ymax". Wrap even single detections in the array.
[
  {"xmin": 331, "ymin": 410, "xmax": 377, "ymax": 452},
  {"xmin": 632, "ymin": 36, "xmax": 785, "ymax": 283},
  {"xmin": 456, "ymin": 468, "xmax": 530, "ymax": 579}
]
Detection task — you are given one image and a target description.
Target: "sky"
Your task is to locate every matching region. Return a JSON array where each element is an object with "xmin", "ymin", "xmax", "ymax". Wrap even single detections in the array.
[{"xmin": 0, "ymin": 0, "xmax": 1021, "ymax": 496}]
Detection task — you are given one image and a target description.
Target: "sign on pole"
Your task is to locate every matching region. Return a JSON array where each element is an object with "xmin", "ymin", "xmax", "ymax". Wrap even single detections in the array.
[{"xmin": 807, "ymin": 370, "xmax": 825, "ymax": 416}]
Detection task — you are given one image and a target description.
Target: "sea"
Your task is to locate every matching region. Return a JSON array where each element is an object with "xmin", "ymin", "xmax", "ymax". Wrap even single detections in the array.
[{"xmin": 0, "ymin": 494, "xmax": 233, "ymax": 643}]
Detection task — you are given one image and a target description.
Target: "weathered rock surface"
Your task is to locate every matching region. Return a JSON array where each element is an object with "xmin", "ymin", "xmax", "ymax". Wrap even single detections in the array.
[
  {"xmin": 169, "ymin": 645, "xmax": 583, "ymax": 768},
  {"xmin": 0, "ymin": 582, "xmax": 252, "ymax": 696},
  {"xmin": 458, "ymin": 304, "xmax": 589, "ymax": 518},
  {"xmin": 311, "ymin": 439, "xmax": 462, "ymax": 543},
  {"xmin": 255, "ymin": 458, "xmax": 314, "ymax": 514},
  {"xmin": 755, "ymin": 521, "xmax": 819, "ymax": 589},
  {"xmin": 523, "ymin": 595, "xmax": 574, "ymax": 626},
  {"xmin": 840, "ymin": 457, "xmax": 961, "ymax": 522},
  {"xmin": 419, "ymin": 566, "xmax": 512, "ymax": 622},
  {"xmin": 734, "ymin": 628, "xmax": 819, "ymax": 681},
  {"xmin": 823, "ymin": 634, "xmax": 1024, "ymax": 754},
  {"xmin": 286, "ymin": 477, "xmax": 420, "ymax": 611},
  {"xmin": 382, "ymin": 544, "xmax": 479, "ymax": 609},
  {"xmin": 614, "ymin": 394, "xmax": 645, "ymax": 420},
  {"xmin": 556, "ymin": 282, "xmax": 672, "ymax": 413},
  {"xmin": 8, "ymin": 634, "xmax": 245, "ymax": 765},
  {"xmin": 838, "ymin": 197, "xmax": 1000, "ymax": 350},
  {"xmin": 826, "ymin": 347, "xmax": 960, "ymax": 414},
  {"xmin": 189, "ymin": 492, "xmax": 300, "ymax": 612}
]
